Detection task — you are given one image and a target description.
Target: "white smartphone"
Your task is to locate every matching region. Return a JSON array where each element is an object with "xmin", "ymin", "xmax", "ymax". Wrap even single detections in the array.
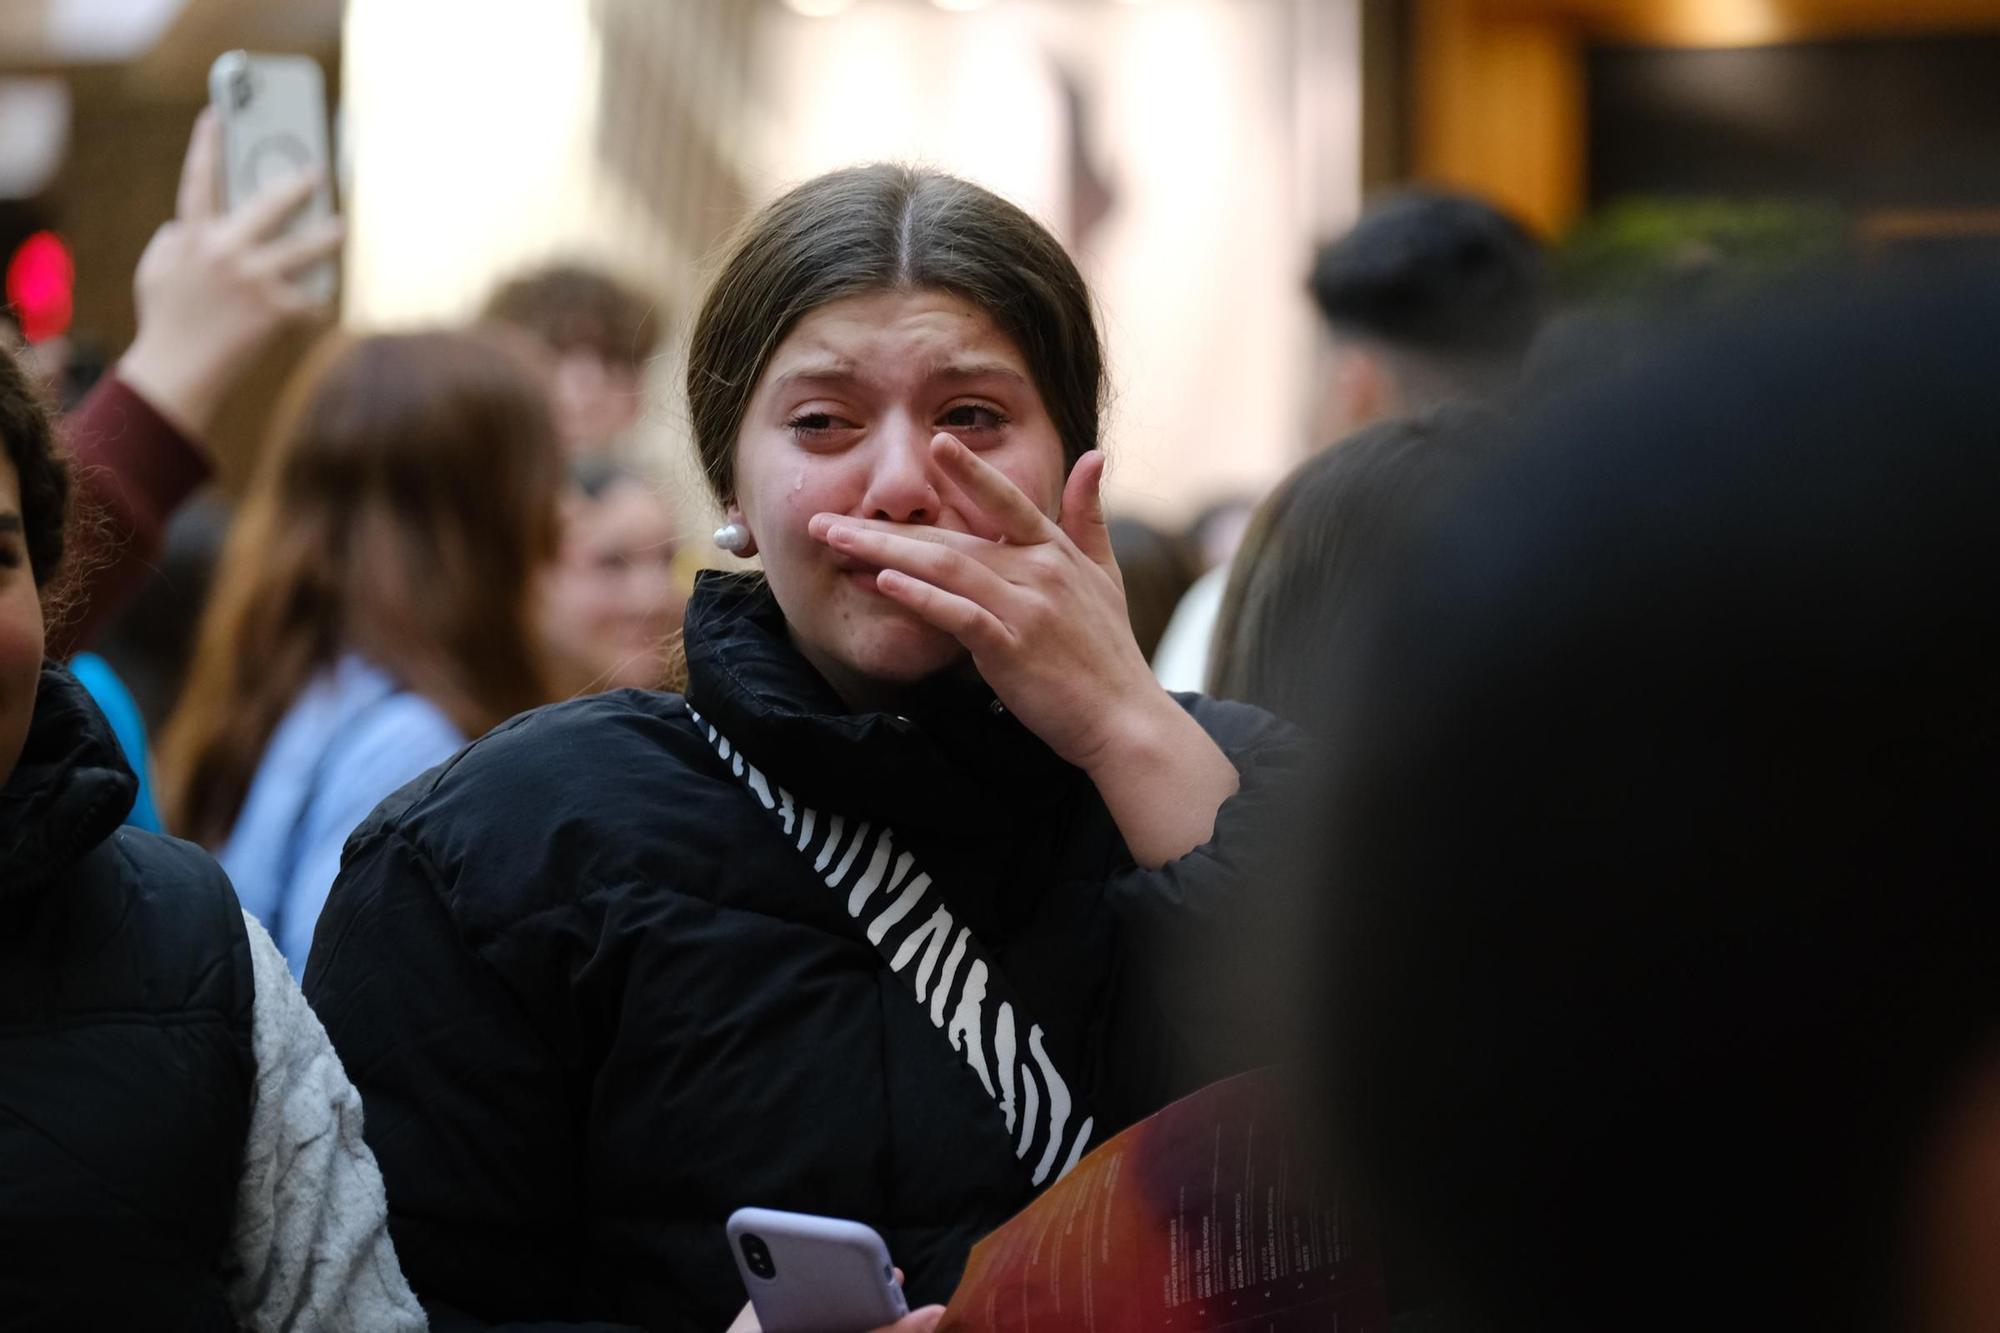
[
  {"xmin": 206, "ymin": 50, "xmax": 336, "ymax": 302},
  {"xmin": 727, "ymin": 1207, "xmax": 909, "ymax": 1333}
]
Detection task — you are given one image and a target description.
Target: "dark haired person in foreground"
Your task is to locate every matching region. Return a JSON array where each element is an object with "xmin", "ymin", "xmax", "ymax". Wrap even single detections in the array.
[
  {"xmin": 307, "ymin": 165, "xmax": 1300, "ymax": 1330},
  {"xmin": 1314, "ymin": 278, "xmax": 2000, "ymax": 1333},
  {"xmin": 0, "ymin": 345, "xmax": 419, "ymax": 1327},
  {"xmin": 1154, "ymin": 189, "xmax": 1544, "ymax": 691}
]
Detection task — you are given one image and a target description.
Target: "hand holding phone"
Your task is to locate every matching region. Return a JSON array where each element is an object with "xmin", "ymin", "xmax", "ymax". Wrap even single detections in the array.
[
  {"xmin": 118, "ymin": 103, "xmax": 342, "ymax": 442},
  {"xmin": 727, "ymin": 1208, "xmax": 940, "ymax": 1333},
  {"xmin": 207, "ymin": 50, "xmax": 337, "ymax": 303}
]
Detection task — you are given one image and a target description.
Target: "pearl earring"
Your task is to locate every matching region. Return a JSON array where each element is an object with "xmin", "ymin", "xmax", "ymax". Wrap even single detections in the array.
[{"xmin": 712, "ymin": 522, "xmax": 751, "ymax": 554}]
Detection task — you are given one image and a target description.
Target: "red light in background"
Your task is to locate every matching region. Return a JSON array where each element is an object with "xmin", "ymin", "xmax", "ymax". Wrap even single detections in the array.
[{"xmin": 5, "ymin": 230, "xmax": 75, "ymax": 344}]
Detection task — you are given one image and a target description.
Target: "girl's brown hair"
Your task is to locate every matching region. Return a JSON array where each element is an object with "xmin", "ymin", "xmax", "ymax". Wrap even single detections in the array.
[
  {"xmin": 686, "ymin": 163, "xmax": 1105, "ymax": 506},
  {"xmin": 161, "ymin": 330, "xmax": 562, "ymax": 846},
  {"xmin": 0, "ymin": 341, "xmax": 71, "ymax": 604}
]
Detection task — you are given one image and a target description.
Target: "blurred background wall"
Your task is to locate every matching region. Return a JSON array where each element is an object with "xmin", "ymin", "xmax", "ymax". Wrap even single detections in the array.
[
  {"xmin": 1, "ymin": 0, "xmax": 342, "ymax": 486},
  {"xmin": 334, "ymin": 0, "xmax": 1363, "ymax": 531},
  {"xmin": 6, "ymin": 0, "xmax": 2000, "ymax": 518},
  {"xmin": 1406, "ymin": 0, "xmax": 2000, "ymax": 238}
]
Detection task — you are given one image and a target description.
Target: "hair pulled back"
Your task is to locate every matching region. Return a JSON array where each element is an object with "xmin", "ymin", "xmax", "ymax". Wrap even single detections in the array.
[{"xmin": 687, "ymin": 164, "xmax": 1104, "ymax": 505}]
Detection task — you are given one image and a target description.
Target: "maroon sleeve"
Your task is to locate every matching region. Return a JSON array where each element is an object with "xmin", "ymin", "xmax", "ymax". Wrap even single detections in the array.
[{"xmin": 51, "ymin": 375, "xmax": 215, "ymax": 657}]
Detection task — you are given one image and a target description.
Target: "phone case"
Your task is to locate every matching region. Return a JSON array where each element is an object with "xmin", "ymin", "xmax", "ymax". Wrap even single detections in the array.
[
  {"xmin": 728, "ymin": 1207, "xmax": 909, "ymax": 1333},
  {"xmin": 207, "ymin": 51, "xmax": 336, "ymax": 302}
]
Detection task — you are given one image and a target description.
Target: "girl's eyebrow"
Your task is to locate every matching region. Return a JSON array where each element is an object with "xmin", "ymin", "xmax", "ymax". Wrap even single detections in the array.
[
  {"xmin": 0, "ymin": 513, "xmax": 21, "ymax": 534},
  {"xmin": 928, "ymin": 360, "xmax": 1027, "ymax": 386},
  {"xmin": 765, "ymin": 359, "xmax": 1025, "ymax": 397},
  {"xmin": 767, "ymin": 359, "xmax": 860, "ymax": 394}
]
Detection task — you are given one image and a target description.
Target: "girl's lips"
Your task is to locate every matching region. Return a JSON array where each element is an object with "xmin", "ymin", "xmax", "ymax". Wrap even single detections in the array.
[{"xmin": 828, "ymin": 554, "xmax": 885, "ymax": 582}]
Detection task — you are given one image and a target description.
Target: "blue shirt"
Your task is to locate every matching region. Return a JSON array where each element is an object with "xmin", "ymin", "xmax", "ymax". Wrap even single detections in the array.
[
  {"xmin": 219, "ymin": 654, "xmax": 465, "ymax": 978},
  {"xmin": 67, "ymin": 652, "xmax": 163, "ymax": 833}
]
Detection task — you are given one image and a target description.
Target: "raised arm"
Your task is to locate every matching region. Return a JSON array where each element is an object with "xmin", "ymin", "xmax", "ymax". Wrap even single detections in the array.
[{"xmin": 55, "ymin": 109, "xmax": 340, "ymax": 655}]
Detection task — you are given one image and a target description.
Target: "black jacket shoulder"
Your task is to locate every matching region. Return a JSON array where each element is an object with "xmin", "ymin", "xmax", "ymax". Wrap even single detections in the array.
[
  {"xmin": 341, "ymin": 687, "xmax": 729, "ymax": 911},
  {"xmin": 0, "ymin": 664, "xmax": 253, "ymax": 1328},
  {"xmin": 307, "ymin": 577, "xmax": 1310, "ymax": 1329}
]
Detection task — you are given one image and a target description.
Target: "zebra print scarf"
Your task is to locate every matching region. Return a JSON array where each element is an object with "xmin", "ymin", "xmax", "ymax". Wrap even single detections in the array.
[{"xmin": 690, "ymin": 708, "xmax": 1097, "ymax": 1190}]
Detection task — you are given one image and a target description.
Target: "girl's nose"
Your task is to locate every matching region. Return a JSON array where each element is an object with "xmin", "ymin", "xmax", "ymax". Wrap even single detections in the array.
[{"xmin": 861, "ymin": 424, "xmax": 941, "ymax": 524}]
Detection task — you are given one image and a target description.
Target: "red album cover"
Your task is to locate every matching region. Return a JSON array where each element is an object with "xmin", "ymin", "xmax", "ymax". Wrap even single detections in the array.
[{"xmin": 941, "ymin": 1069, "xmax": 1387, "ymax": 1332}]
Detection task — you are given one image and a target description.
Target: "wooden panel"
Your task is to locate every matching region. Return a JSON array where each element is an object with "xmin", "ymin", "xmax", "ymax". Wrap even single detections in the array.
[
  {"xmin": 124, "ymin": 0, "xmax": 342, "ymax": 98},
  {"xmin": 1361, "ymin": 0, "xmax": 1412, "ymax": 186},
  {"xmin": 1408, "ymin": 0, "xmax": 2000, "ymax": 232},
  {"xmin": 1481, "ymin": 0, "xmax": 2000, "ymax": 45},
  {"xmin": 1412, "ymin": 0, "xmax": 1585, "ymax": 234}
]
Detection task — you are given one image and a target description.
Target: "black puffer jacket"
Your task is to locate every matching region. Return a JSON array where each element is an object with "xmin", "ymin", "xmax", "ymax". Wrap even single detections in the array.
[
  {"xmin": 0, "ymin": 664, "xmax": 254, "ymax": 1329},
  {"xmin": 307, "ymin": 572, "xmax": 1304, "ymax": 1330}
]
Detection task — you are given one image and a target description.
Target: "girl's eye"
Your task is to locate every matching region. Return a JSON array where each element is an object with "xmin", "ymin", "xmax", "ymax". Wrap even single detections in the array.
[
  {"xmin": 786, "ymin": 411, "xmax": 857, "ymax": 442},
  {"xmin": 939, "ymin": 403, "xmax": 1009, "ymax": 433}
]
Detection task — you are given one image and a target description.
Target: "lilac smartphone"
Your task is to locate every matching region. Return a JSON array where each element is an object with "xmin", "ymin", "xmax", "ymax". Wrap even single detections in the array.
[{"xmin": 727, "ymin": 1207, "xmax": 909, "ymax": 1333}]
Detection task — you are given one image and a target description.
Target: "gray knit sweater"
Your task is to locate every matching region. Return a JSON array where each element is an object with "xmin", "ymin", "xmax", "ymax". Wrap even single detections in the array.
[{"xmin": 226, "ymin": 912, "xmax": 427, "ymax": 1330}]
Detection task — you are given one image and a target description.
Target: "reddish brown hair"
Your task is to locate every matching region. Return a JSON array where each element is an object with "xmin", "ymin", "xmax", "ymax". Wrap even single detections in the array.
[{"xmin": 161, "ymin": 330, "xmax": 563, "ymax": 846}]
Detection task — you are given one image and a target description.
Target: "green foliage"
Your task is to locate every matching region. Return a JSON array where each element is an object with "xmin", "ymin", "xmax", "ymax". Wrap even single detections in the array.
[{"xmin": 1557, "ymin": 196, "xmax": 1852, "ymax": 306}]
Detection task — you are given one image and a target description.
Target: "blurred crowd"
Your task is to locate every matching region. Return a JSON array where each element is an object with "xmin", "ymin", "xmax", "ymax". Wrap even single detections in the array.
[{"xmin": 2, "ymin": 86, "xmax": 1997, "ymax": 1333}]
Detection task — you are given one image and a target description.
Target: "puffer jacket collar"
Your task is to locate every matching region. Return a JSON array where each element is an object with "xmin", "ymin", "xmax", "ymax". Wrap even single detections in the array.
[
  {"xmin": 0, "ymin": 661, "xmax": 136, "ymax": 904},
  {"xmin": 682, "ymin": 570, "xmax": 1088, "ymax": 834}
]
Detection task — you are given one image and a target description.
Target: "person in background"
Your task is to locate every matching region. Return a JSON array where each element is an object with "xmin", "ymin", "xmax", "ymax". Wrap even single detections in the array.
[
  {"xmin": 540, "ymin": 458, "xmax": 687, "ymax": 694},
  {"xmin": 91, "ymin": 494, "xmax": 234, "ymax": 737},
  {"xmin": 482, "ymin": 261, "xmax": 664, "ymax": 456},
  {"xmin": 0, "ymin": 340, "xmax": 420, "ymax": 1329},
  {"xmin": 1205, "ymin": 409, "xmax": 1487, "ymax": 726},
  {"xmin": 159, "ymin": 330, "xmax": 562, "ymax": 978},
  {"xmin": 1312, "ymin": 277, "xmax": 2000, "ymax": 1333},
  {"xmin": 1303, "ymin": 190, "xmax": 1544, "ymax": 445},
  {"xmin": 1152, "ymin": 189, "xmax": 1545, "ymax": 691},
  {"xmin": 306, "ymin": 164, "xmax": 1302, "ymax": 1331},
  {"xmin": 1182, "ymin": 495, "xmax": 1256, "ymax": 575},
  {"xmin": 54, "ymin": 109, "xmax": 341, "ymax": 658},
  {"xmin": 1105, "ymin": 517, "xmax": 1197, "ymax": 664}
]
